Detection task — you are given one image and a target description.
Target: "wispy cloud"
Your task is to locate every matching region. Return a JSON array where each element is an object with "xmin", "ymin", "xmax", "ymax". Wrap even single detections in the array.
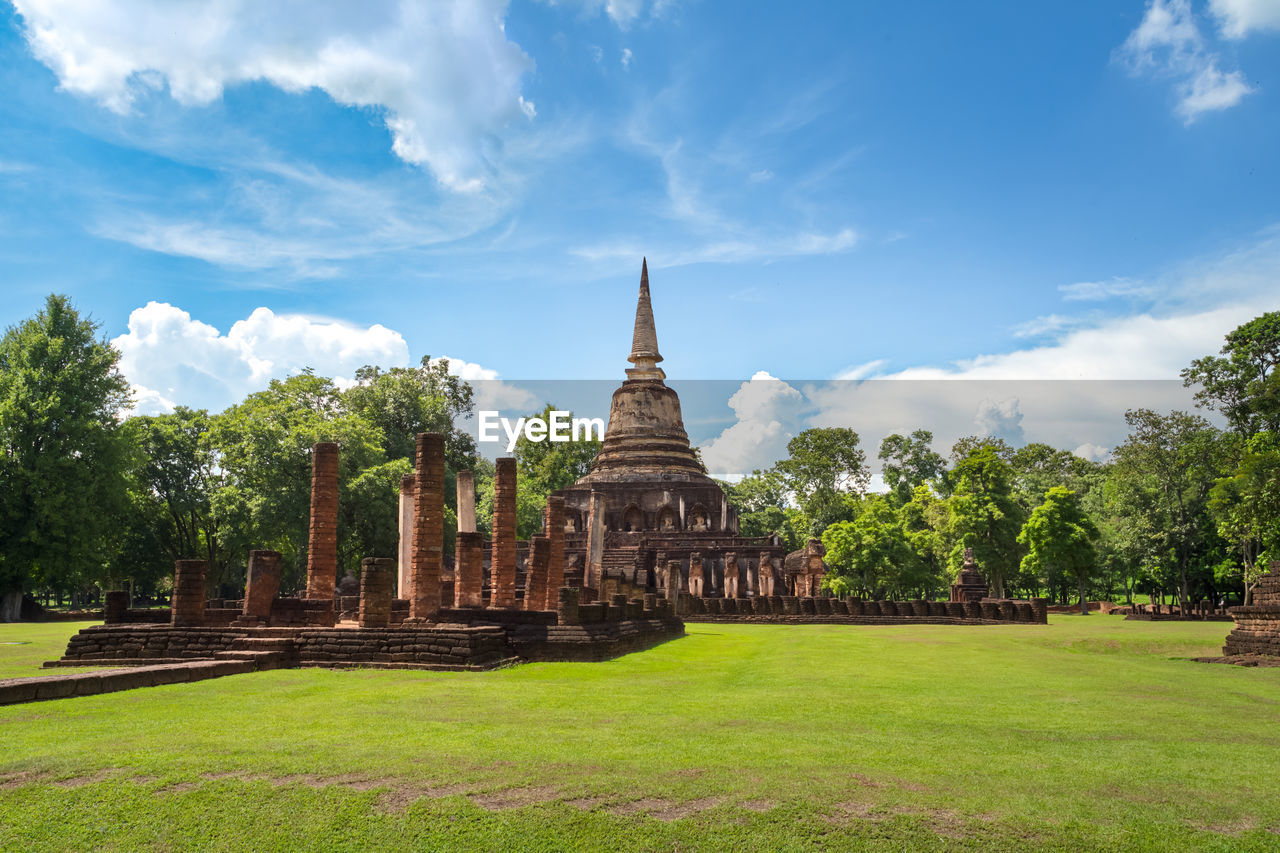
[
  {"xmin": 1115, "ymin": 0, "xmax": 1256, "ymax": 123},
  {"xmin": 1058, "ymin": 277, "xmax": 1154, "ymax": 301}
]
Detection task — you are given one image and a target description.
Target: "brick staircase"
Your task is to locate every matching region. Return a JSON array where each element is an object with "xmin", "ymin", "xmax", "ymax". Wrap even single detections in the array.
[{"xmin": 213, "ymin": 636, "xmax": 299, "ymax": 670}]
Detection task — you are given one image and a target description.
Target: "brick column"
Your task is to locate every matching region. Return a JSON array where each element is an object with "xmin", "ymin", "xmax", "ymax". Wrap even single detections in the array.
[
  {"xmin": 456, "ymin": 470, "xmax": 476, "ymax": 533},
  {"xmin": 397, "ymin": 473, "xmax": 415, "ymax": 598},
  {"xmin": 359, "ymin": 557, "xmax": 394, "ymax": 628},
  {"xmin": 544, "ymin": 495, "xmax": 566, "ymax": 611},
  {"xmin": 243, "ymin": 550, "xmax": 282, "ymax": 619},
  {"xmin": 104, "ymin": 590, "xmax": 129, "ymax": 624},
  {"xmin": 454, "ymin": 531, "xmax": 484, "ymax": 608},
  {"xmin": 305, "ymin": 442, "xmax": 339, "ymax": 601},
  {"xmin": 490, "ymin": 457, "xmax": 518, "ymax": 609},
  {"xmin": 585, "ymin": 489, "xmax": 605, "ymax": 591},
  {"xmin": 525, "ymin": 535, "xmax": 550, "ymax": 611},
  {"xmin": 171, "ymin": 559, "xmax": 206, "ymax": 627},
  {"xmin": 410, "ymin": 432, "xmax": 444, "ymax": 621},
  {"xmin": 665, "ymin": 559, "xmax": 681, "ymax": 603},
  {"xmin": 557, "ymin": 586, "xmax": 580, "ymax": 625}
]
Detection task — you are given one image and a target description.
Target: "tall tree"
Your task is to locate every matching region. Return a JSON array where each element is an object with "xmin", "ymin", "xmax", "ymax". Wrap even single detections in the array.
[
  {"xmin": 0, "ymin": 295, "xmax": 131, "ymax": 620},
  {"xmin": 1209, "ymin": 431, "xmax": 1280, "ymax": 604},
  {"xmin": 776, "ymin": 427, "xmax": 869, "ymax": 535},
  {"xmin": 945, "ymin": 444, "xmax": 1024, "ymax": 598},
  {"xmin": 1108, "ymin": 408, "xmax": 1225, "ymax": 610},
  {"xmin": 721, "ymin": 468, "xmax": 804, "ymax": 550},
  {"xmin": 1182, "ymin": 311, "xmax": 1280, "ymax": 439},
  {"xmin": 1018, "ymin": 486, "xmax": 1099, "ymax": 614},
  {"xmin": 208, "ymin": 371, "xmax": 385, "ymax": 591},
  {"xmin": 879, "ymin": 429, "xmax": 945, "ymax": 505},
  {"xmin": 820, "ymin": 496, "xmax": 920, "ymax": 599}
]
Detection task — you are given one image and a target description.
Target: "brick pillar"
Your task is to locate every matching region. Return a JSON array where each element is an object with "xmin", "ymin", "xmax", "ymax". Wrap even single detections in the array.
[
  {"xmin": 585, "ymin": 489, "xmax": 605, "ymax": 591},
  {"xmin": 490, "ymin": 457, "xmax": 518, "ymax": 609},
  {"xmin": 544, "ymin": 496, "xmax": 566, "ymax": 611},
  {"xmin": 456, "ymin": 470, "xmax": 476, "ymax": 533},
  {"xmin": 454, "ymin": 531, "xmax": 484, "ymax": 608},
  {"xmin": 1031, "ymin": 597, "xmax": 1049, "ymax": 624},
  {"xmin": 397, "ymin": 473, "xmax": 415, "ymax": 598},
  {"xmin": 557, "ymin": 586, "xmax": 581, "ymax": 625},
  {"xmin": 359, "ymin": 557, "xmax": 394, "ymax": 628},
  {"xmin": 104, "ymin": 590, "xmax": 129, "ymax": 624},
  {"xmin": 305, "ymin": 442, "xmax": 339, "ymax": 601},
  {"xmin": 665, "ymin": 559, "xmax": 681, "ymax": 603},
  {"xmin": 243, "ymin": 550, "xmax": 282, "ymax": 619},
  {"xmin": 171, "ymin": 559, "xmax": 207, "ymax": 627},
  {"xmin": 525, "ymin": 535, "xmax": 550, "ymax": 611},
  {"xmin": 410, "ymin": 433, "xmax": 444, "ymax": 621}
]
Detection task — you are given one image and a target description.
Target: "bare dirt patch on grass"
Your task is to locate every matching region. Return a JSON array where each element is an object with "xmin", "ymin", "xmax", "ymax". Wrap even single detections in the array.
[{"xmin": 470, "ymin": 785, "xmax": 561, "ymax": 810}]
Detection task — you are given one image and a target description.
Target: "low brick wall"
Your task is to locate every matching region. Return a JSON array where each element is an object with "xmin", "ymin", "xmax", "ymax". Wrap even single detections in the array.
[
  {"xmin": 60, "ymin": 625, "xmax": 247, "ymax": 662},
  {"xmin": 678, "ymin": 596, "xmax": 1046, "ymax": 625},
  {"xmin": 293, "ymin": 625, "xmax": 509, "ymax": 669},
  {"xmin": 0, "ymin": 660, "xmax": 255, "ymax": 705},
  {"xmin": 507, "ymin": 618, "xmax": 685, "ymax": 662}
]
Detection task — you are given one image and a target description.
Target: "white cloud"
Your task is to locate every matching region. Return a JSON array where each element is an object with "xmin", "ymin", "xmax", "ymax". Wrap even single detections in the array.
[
  {"xmin": 571, "ymin": 228, "xmax": 857, "ymax": 268},
  {"xmin": 1012, "ymin": 314, "xmax": 1079, "ymax": 339},
  {"xmin": 13, "ymin": 0, "xmax": 535, "ymax": 191},
  {"xmin": 1210, "ymin": 0, "xmax": 1280, "ymax": 38},
  {"xmin": 1116, "ymin": 0, "xmax": 1256, "ymax": 123},
  {"xmin": 114, "ymin": 301, "xmax": 410, "ymax": 414},
  {"xmin": 1176, "ymin": 63, "xmax": 1254, "ymax": 120},
  {"xmin": 1058, "ymin": 277, "xmax": 1153, "ymax": 301},
  {"xmin": 699, "ymin": 371, "xmax": 804, "ymax": 479},
  {"xmin": 834, "ymin": 359, "xmax": 887, "ymax": 380},
  {"xmin": 621, "ymin": 48, "xmax": 633, "ymax": 69},
  {"xmin": 1073, "ymin": 442, "xmax": 1112, "ymax": 463},
  {"xmin": 974, "ymin": 397, "xmax": 1025, "ymax": 445}
]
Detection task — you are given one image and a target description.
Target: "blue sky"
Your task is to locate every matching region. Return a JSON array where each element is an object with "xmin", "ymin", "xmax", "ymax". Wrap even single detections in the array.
[{"xmin": 2, "ymin": 0, "xmax": 1279, "ymax": 470}]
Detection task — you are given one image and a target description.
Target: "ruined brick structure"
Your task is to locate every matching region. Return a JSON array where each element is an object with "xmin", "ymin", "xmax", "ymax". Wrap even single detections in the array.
[
  {"xmin": 1221, "ymin": 561, "xmax": 1280, "ymax": 657},
  {"xmin": 552, "ymin": 260, "xmax": 792, "ymax": 601},
  {"xmin": 950, "ymin": 548, "xmax": 990, "ymax": 603},
  {"xmin": 409, "ymin": 432, "xmax": 444, "ymax": 620},
  {"xmin": 305, "ymin": 442, "xmax": 339, "ymax": 601}
]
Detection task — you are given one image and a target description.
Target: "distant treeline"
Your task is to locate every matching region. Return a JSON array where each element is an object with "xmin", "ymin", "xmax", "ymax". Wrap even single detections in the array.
[{"xmin": 0, "ymin": 295, "xmax": 1275, "ymax": 620}]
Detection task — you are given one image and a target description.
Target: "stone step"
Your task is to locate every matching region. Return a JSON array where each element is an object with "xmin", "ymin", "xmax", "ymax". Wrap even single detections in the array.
[
  {"xmin": 213, "ymin": 649, "xmax": 294, "ymax": 671},
  {"xmin": 229, "ymin": 636, "xmax": 297, "ymax": 651}
]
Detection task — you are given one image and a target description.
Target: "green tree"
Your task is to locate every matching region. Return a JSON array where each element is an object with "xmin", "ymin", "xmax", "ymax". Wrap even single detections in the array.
[
  {"xmin": 879, "ymin": 429, "xmax": 945, "ymax": 505},
  {"xmin": 721, "ymin": 468, "xmax": 804, "ymax": 549},
  {"xmin": 208, "ymin": 371, "xmax": 385, "ymax": 592},
  {"xmin": 944, "ymin": 444, "xmax": 1024, "ymax": 598},
  {"xmin": 512, "ymin": 404, "xmax": 602, "ymax": 494},
  {"xmin": 1018, "ymin": 486, "xmax": 1099, "ymax": 614},
  {"xmin": 1182, "ymin": 311, "xmax": 1280, "ymax": 439},
  {"xmin": 1109, "ymin": 409, "xmax": 1225, "ymax": 610},
  {"xmin": 1209, "ymin": 431, "xmax": 1280, "ymax": 603},
  {"xmin": 0, "ymin": 295, "xmax": 131, "ymax": 619},
  {"xmin": 775, "ymin": 427, "xmax": 869, "ymax": 536},
  {"xmin": 821, "ymin": 496, "xmax": 920, "ymax": 599}
]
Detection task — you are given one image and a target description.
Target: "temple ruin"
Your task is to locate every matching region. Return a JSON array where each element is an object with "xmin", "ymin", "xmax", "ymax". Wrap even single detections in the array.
[{"xmin": 37, "ymin": 260, "xmax": 1046, "ymax": 696}]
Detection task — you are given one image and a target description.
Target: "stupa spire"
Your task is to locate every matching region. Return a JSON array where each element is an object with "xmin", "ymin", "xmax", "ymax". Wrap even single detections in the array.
[{"xmin": 628, "ymin": 258, "xmax": 663, "ymax": 369}]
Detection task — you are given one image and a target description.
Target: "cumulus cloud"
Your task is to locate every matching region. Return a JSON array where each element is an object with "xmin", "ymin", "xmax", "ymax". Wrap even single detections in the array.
[
  {"xmin": 974, "ymin": 397, "xmax": 1025, "ymax": 445},
  {"xmin": 699, "ymin": 371, "xmax": 805, "ymax": 480},
  {"xmin": 1115, "ymin": 0, "xmax": 1256, "ymax": 123},
  {"xmin": 12, "ymin": 0, "xmax": 535, "ymax": 191},
  {"xmin": 113, "ymin": 301, "xmax": 410, "ymax": 414},
  {"xmin": 1210, "ymin": 0, "xmax": 1280, "ymax": 38}
]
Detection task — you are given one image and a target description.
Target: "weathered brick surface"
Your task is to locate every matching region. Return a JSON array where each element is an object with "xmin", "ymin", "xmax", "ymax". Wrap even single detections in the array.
[
  {"xmin": 306, "ymin": 442, "xmax": 339, "ymax": 601},
  {"xmin": 545, "ymin": 496, "xmax": 567, "ymax": 610},
  {"xmin": 410, "ymin": 432, "xmax": 445, "ymax": 620},
  {"xmin": 1223, "ymin": 563, "xmax": 1280, "ymax": 656},
  {"xmin": 454, "ymin": 531, "xmax": 484, "ymax": 609},
  {"xmin": 171, "ymin": 560, "xmax": 206, "ymax": 627},
  {"xmin": 243, "ymin": 550, "xmax": 282, "ymax": 619},
  {"xmin": 104, "ymin": 590, "xmax": 129, "ymax": 624},
  {"xmin": 359, "ymin": 557, "xmax": 394, "ymax": 628},
  {"xmin": 525, "ymin": 536, "xmax": 550, "ymax": 612},
  {"xmin": 491, "ymin": 457, "xmax": 518, "ymax": 609}
]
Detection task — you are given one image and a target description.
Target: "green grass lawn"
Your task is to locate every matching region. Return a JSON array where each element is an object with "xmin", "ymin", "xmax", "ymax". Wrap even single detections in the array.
[
  {"xmin": 1, "ymin": 616, "xmax": 1278, "ymax": 851},
  {"xmin": 0, "ymin": 621, "xmax": 107, "ymax": 679}
]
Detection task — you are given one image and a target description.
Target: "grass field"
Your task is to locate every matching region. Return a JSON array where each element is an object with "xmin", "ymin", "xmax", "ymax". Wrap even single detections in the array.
[{"xmin": 1, "ymin": 616, "xmax": 1278, "ymax": 851}]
